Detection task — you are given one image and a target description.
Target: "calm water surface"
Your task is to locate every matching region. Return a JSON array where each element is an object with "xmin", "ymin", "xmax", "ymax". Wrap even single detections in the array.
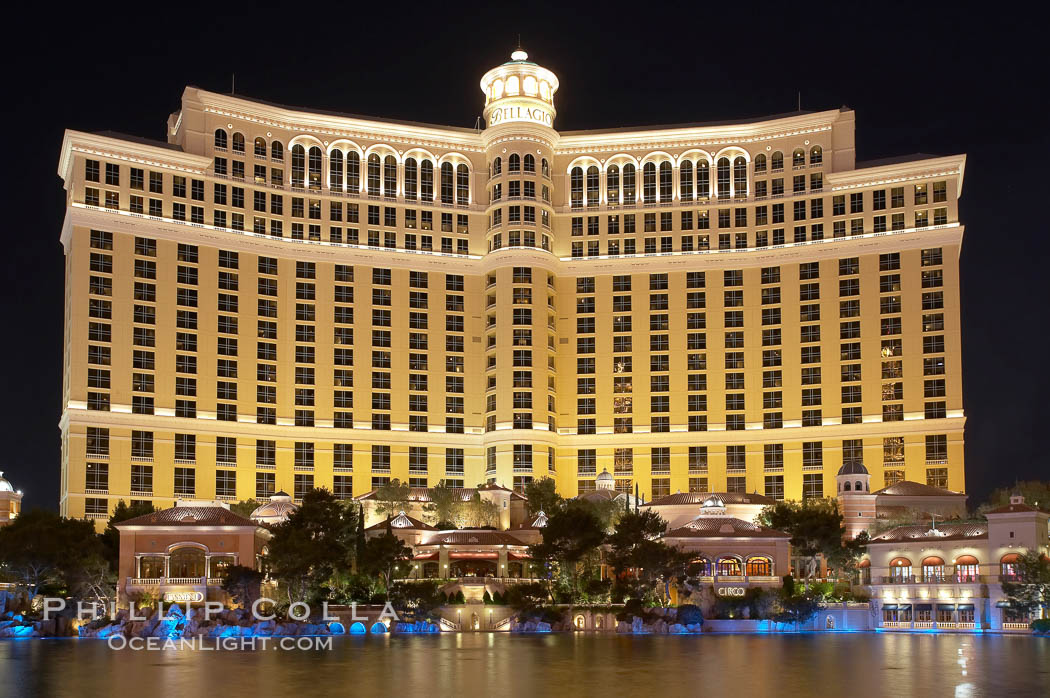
[{"xmin": 1, "ymin": 633, "xmax": 1047, "ymax": 697}]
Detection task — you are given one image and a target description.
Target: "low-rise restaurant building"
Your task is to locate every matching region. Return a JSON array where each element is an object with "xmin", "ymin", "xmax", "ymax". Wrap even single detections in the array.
[
  {"xmin": 115, "ymin": 500, "xmax": 271, "ymax": 606},
  {"xmin": 864, "ymin": 495, "xmax": 1049, "ymax": 631}
]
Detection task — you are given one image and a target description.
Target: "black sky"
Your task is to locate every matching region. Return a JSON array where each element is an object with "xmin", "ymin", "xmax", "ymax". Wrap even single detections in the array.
[{"xmin": 2, "ymin": 3, "xmax": 1046, "ymax": 511}]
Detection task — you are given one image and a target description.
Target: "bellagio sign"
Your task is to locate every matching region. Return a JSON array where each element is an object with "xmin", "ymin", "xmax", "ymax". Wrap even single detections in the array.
[{"xmin": 487, "ymin": 104, "xmax": 554, "ymax": 128}]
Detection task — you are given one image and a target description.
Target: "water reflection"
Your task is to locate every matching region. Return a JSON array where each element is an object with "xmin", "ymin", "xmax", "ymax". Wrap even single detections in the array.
[{"xmin": 0, "ymin": 634, "xmax": 1046, "ymax": 697}]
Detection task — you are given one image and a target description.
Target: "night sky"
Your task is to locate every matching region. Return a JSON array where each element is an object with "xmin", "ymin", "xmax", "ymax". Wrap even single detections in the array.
[{"xmin": 3, "ymin": 5, "xmax": 1045, "ymax": 511}]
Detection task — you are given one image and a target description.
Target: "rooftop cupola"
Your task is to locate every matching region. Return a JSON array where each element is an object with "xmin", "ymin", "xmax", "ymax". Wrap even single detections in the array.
[{"xmin": 480, "ymin": 49, "xmax": 559, "ymax": 130}]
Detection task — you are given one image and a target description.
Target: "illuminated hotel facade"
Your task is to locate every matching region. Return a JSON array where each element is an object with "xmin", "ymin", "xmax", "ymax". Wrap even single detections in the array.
[{"xmin": 57, "ymin": 51, "xmax": 966, "ymax": 525}]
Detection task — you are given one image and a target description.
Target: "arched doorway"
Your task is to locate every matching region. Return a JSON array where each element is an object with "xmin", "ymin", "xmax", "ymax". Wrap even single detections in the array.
[{"xmin": 471, "ymin": 613, "xmax": 480, "ymax": 631}]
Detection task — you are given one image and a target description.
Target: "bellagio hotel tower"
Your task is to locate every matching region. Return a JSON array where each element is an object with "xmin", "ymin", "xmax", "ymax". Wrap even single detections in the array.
[{"xmin": 57, "ymin": 51, "xmax": 966, "ymax": 523}]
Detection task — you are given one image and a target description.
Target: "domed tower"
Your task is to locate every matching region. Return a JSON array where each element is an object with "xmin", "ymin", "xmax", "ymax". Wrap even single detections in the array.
[
  {"xmin": 836, "ymin": 462, "xmax": 876, "ymax": 539},
  {"xmin": 477, "ymin": 50, "xmax": 561, "ymax": 488},
  {"xmin": 0, "ymin": 471, "xmax": 23, "ymax": 527}
]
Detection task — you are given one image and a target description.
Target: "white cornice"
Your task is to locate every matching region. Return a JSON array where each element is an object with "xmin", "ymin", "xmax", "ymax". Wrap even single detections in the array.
[
  {"xmin": 191, "ymin": 88, "xmax": 486, "ymax": 153},
  {"xmin": 828, "ymin": 154, "xmax": 966, "ymax": 193},
  {"xmin": 553, "ymin": 109, "xmax": 847, "ymax": 154},
  {"xmin": 58, "ymin": 130, "xmax": 211, "ymax": 185}
]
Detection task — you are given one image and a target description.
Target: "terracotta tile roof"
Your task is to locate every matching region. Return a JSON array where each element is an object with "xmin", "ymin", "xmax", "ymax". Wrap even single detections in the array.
[
  {"xmin": 116, "ymin": 506, "xmax": 256, "ymax": 528},
  {"xmin": 870, "ymin": 522, "xmax": 988, "ymax": 543},
  {"xmin": 663, "ymin": 516, "xmax": 790, "ymax": 539},
  {"xmin": 873, "ymin": 480, "xmax": 967, "ymax": 497},
  {"xmin": 985, "ymin": 502, "xmax": 1044, "ymax": 515},
  {"xmin": 420, "ymin": 530, "xmax": 528, "ymax": 546},
  {"xmin": 645, "ymin": 491, "xmax": 775, "ymax": 507},
  {"xmin": 365, "ymin": 512, "xmax": 435, "ymax": 531}
]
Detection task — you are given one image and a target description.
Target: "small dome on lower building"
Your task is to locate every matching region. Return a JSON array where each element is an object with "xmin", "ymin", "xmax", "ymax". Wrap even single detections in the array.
[
  {"xmin": 250, "ymin": 492, "xmax": 298, "ymax": 524},
  {"xmin": 837, "ymin": 462, "xmax": 869, "ymax": 476}
]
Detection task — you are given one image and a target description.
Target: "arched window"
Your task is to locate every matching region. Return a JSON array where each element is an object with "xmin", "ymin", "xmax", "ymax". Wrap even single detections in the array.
[
  {"xmin": 754, "ymin": 153, "xmax": 767, "ymax": 173},
  {"xmin": 642, "ymin": 162, "xmax": 657, "ymax": 204},
  {"xmin": 954, "ymin": 555, "xmax": 979, "ymax": 582},
  {"xmin": 607, "ymin": 165, "xmax": 620, "ymax": 204},
  {"xmin": 232, "ymin": 132, "xmax": 245, "ymax": 153},
  {"xmin": 540, "ymin": 81, "xmax": 551, "ymax": 100},
  {"xmin": 509, "ymin": 153, "xmax": 521, "ymax": 173},
  {"xmin": 622, "ymin": 164, "xmax": 636, "ymax": 202},
  {"xmin": 843, "ymin": 481, "xmax": 851, "ymax": 492},
  {"xmin": 733, "ymin": 157, "xmax": 748, "ymax": 197},
  {"xmin": 420, "ymin": 160, "xmax": 434, "ymax": 200},
  {"xmin": 308, "ymin": 147, "xmax": 323, "ymax": 190},
  {"xmin": 659, "ymin": 161, "xmax": 673, "ymax": 201},
  {"xmin": 523, "ymin": 76, "xmax": 538, "ymax": 96},
  {"xmin": 1000, "ymin": 553, "xmax": 1021, "ymax": 580},
  {"xmin": 770, "ymin": 151, "xmax": 783, "ymax": 171},
  {"xmin": 383, "ymin": 155, "xmax": 397, "ymax": 198},
  {"xmin": 792, "ymin": 148, "xmax": 805, "ymax": 167},
  {"xmin": 855, "ymin": 480, "xmax": 864, "ymax": 491},
  {"xmin": 716, "ymin": 157, "xmax": 731, "ymax": 199},
  {"xmin": 440, "ymin": 162, "xmax": 454, "ymax": 204},
  {"xmin": 404, "ymin": 158, "xmax": 418, "ymax": 200},
  {"xmin": 922, "ymin": 556, "xmax": 945, "ymax": 582},
  {"xmin": 346, "ymin": 151, "xmax": 360, "ymax": 191},
  {"xmin": 716, "ymin": 556, "xmax": 742, "ymax": 576},
  {"xmin": 692, "ymin": 558, "xmax": 712, "ymax": 577},
  {"xmin": 169, "ymin": 547, "xmax": 206, "ymax": 578},
  {"xmin": 492, "ymin": 79, "xmax": 504, "ymax": 100},
  {"xmin": 492, "ymin": 156, "xmax": 502, "ymax": 176},
  {"xmin": 696, "ymin": 161, "xmax": 709, "ymax": 198},
  {"xmin": 329, "ymin": 150, "xmax": 344, "ymax": 191},
  {"xmin": 810, "ymin": 145, "xmax": 823, "ymax": 164},
  {"xmin": 367, "ymin": 154, "xmax": 381, "ymax": 195},
  {"xmin": 523, "ymin": 154, "xmax": 535, "ymax": 173},
  {"xmin": 889, "ymin": 557, "xmax": 913, "ymax": 581},
  {"xmin": 291, "ymin": 145, "xmax": 306, "ymax": 187},
  {"xmin": 858, "ymin": 558, "xmax": 871, "ymax": 585},
  {"xmin": 214, "ymin": 129, "xmax": 228, "ymax": 149},
  {"xmin": 746, "ymin": 556, "xmax": 773, "ymax": 577},
  {"xmin": 456, "ymin": 164, "xmax": 470, "ymax": 205},
  {"xmin": 271, "ymin": 140, "xmax": 284, "ymax": 162},
  {"xmin": 254, "ymin": 137, "xmax": 267, "ymax": 157},
  {"xmin": 541, "ymin": 158, "xmax": 549, "ymax": 177},
  {"xmin": 586, "ymin": 166, "xmax": 600, "ymax": 206},
  {"xmin": 506, "ymin": 75, "xmax": 519, "ymax": 95},
  {"xmin": 570, "ymin": 167, "xmax": 583, "ymax": 208},
  {"xmin": 680, "ymin": 160, "xmax": 693, "ymax": 201}
]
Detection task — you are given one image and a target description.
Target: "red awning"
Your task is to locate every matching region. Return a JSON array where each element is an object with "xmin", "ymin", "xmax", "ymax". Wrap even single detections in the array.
[
  {"xmin": 449, "ymin": 552, "xmax": 498, "ymax": 559},
  {"xmin": 508, "ymin": 552, "xmax": 532, "ymax": 561},
  {"xmin": 413, "ymin": 553, "xmax": 438, "ymax": 561}
]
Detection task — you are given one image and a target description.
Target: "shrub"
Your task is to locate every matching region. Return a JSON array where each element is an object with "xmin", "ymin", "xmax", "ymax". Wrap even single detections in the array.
[
  {"xmin": 676, "ymin": 604, "xmax": 703, "ymax": 625},
  {"xmin": 482, "ymin": 590, "xmax": 493, "ymax": 605},
  {"xmin": 1031, "ymin": 618, "xmax": 1050, "ymax": 634},
  {"xmin": 492, "ymin": 591, "xmax": 505, "ymax": 605},
  {"xmin": 454, "ymin": 590, "xmax": 466, "ymax": 605},
  {"xmin": 616, "ymin": 597, "xmax": 646, "ymax": 622}
]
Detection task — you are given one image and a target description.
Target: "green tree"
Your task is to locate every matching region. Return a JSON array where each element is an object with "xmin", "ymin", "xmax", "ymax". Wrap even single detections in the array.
[
  {"xmin": 774, "ymin": 590, "xmax": 823, "ymax": 629},
  {"xmin": 101, "ymin": 500, "xmax": 155, "ymax": 570},
  {"xmin": 0, "ymin": 509, "xmax": 106, "ymax": 600},
  {"xmin": 523, "ymin": 477, "xmax": 563, "ymax": 517},
  {"xmin": 360, "ymin": 531, "xmax": 412, "ymax": 592},
  {"xmin": 373, "ymin": 478, "xmax": 412, "ymax": 518},
  {"xmin": 462, "ymin": 492, "xmax": 499, "ymax": 528},
  {"xmin": 981, "ymin": 481, "xmax": 1050, "ymax": 514},
  {"xmin": 221, "ymin": 565, "xmax": 264, "ymax": 608},
  {"xmin": 266, "ymin": 489, "xmax": 357, "ymax": 603},
  {"xmin": 1001, "ymin": 550, "xmax": 1050, "ymax": 619},
  {"xmin": 529, "ymin": 501, "xmax": 606, "ymax": 603},
  {"xmin": 759, "ymin": 499, "xmax": 846, "ymax": 579},
  {"xmin": 230, "ymin": 499, "xmax": 260, "ymax": 518},
  {"xmin": 424, "ymin": 480, "xmax": 462, "ymax": 528},
  {"xmin": 607, "ymin": 510, "xmax": 692, "ymax": 604}
]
